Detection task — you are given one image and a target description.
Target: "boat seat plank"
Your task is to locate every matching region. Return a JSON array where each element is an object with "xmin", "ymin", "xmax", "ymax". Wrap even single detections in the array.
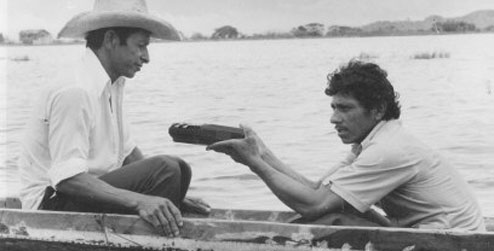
[
  {"xmin": 1, "ymin": 197, "xmax": 493, "ymax": 231},
  {"xmin": 1, "ymin": 209, "xmax": 494, "ymax": 251},
  {"xmin": 0, "ymin": 197, "xmax": 21, "ymax": 209}
]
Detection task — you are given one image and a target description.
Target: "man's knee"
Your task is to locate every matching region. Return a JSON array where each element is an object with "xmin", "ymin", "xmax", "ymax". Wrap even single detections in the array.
[
  {"xmin": 149, "ymin": 155, "xmax": 191, "ymax": 179},
  {"xmin": 147, "ymin": 155, "xmax": 192, "ymax": 204},
  {"xmin": 177, "ymin": 158, "xmax": 192, "ymax": 180},
  {"xmin": 149, "ymin": 155, "xmax": 180, "ymax": 176}
]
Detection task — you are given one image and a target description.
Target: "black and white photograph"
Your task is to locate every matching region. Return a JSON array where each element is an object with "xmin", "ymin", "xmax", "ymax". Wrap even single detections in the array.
[{"xmin": 1, "ymin": 0, "xmax": 494, "ymax": 250}]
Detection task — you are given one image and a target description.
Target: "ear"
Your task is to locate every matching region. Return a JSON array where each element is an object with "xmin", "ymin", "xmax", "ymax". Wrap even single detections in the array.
[
  {"xmin": 102, "ymin": 30, "xmax": 119, "ymax": 50},
  {"xmin": 372, "ymin": 103, "xmax": 387, "ymax": 121}
]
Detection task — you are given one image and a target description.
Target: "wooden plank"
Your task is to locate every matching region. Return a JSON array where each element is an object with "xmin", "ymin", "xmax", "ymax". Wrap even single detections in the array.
[
  {"xmin": 2, "ymin": 196, "xmax": 494, "ymax": 231},
  {"xmin": 0, "ymin": 197, "xmax": 299, "ymax": 221},
  {"xmin": 0, "ymin": 209, "xmax": 329, "ymax": 251},
  {"xmin": 186, "ymin": 208, "xmax": 300, "ymax": 222},
  {"xmin": 0, "ymin": 238, "xmax": 146, "ymax": 251},
  {"xmin": 486, "ymin": 217, "xmax": 494, "ymax": 232},
  {"xmin": 191, "ymin": 208, "xmax": 494, "ymax": 233},
  {"xmin": 106, "ymin": 214, "xmax": 494, "ymax": 251},
  {"xmin": 0, "ymin": 197, "xmax": 21, "ymax": 209},
  {"xmin": 1, "ymin": 209, "xmax": 494, "ymax": 251}
]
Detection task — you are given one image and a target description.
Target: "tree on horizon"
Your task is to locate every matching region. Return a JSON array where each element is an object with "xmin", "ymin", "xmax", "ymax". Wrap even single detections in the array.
[{"xmin": 211, "ymin": 26, "xmax": 239, "ymax": 39}]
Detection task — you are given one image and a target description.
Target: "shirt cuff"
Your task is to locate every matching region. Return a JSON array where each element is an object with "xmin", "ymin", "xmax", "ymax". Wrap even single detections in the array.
[
  {"xmin": 329, "ymin": 182, "xmax": 370, "ymax": 213},
  {"xmin": 48, "ymin": 158, "xmax": 88, "ymax": 188}
]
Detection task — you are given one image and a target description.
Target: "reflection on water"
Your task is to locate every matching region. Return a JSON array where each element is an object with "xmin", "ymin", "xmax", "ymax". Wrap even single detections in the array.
[{"xmin": 2, "ymin": 34, "xmax": 494, "ymax": 215}]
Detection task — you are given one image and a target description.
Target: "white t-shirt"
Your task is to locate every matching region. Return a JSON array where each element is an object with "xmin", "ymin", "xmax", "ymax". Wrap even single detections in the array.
[
  {"xmin": 321, "ymin": 120, "xmax": 485, "ymax": 231},
  {"xmin": 18, "ymin": 49, "xmax": 136, "ymax": 210}
]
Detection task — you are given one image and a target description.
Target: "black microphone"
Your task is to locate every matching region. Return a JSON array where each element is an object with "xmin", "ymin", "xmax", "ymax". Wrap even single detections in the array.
[{"xmin": 169, "ymin": 123, "xmax": 244, "ymax": 145}]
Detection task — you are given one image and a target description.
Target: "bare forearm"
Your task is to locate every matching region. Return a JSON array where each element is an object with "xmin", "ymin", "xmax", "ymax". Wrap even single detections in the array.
[
  {"xmin": 261, "ymin": 149, "xmax": 319, "ymax": 189},
  {"xmin": 248, "ymin": 159, "xmax": 343, "ymax": 219},
  {"xmin": 57, "ymin": 172, "xmax": 184, "ymax": 236},
  {"xmin": 56, "ymin": 173, "xmax": 143, "ymax": 212}
]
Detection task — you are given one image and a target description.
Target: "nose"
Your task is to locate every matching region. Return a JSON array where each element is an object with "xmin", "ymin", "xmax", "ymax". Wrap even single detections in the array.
[
  {"xmin": 330, "ymin": 111, "xmax": 341, "ymax": 124},
  {"xmin": 141, "ymin": 48, "xmax": 150, "ymax": 64}
]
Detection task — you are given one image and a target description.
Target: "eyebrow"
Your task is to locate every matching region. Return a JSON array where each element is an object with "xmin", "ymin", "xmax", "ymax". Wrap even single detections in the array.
[
  {"xmin": 331, "ymin": 102, "xmax": 354, "ymax": 108},
  {"xmin": 137, "ymin": 39, "xmax": 150, "ymax": 45}
]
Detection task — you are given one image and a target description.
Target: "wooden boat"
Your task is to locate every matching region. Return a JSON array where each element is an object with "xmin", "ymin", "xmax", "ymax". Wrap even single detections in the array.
[{"xmin": 1, "ymin": 197, "xmax": 493, "ymax": 251}]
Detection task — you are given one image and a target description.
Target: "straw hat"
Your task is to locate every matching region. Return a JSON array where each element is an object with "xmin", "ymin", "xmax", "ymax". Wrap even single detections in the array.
[{"xmin": 58, "ymin": 0, "xmax": 181, "ymax": 40}]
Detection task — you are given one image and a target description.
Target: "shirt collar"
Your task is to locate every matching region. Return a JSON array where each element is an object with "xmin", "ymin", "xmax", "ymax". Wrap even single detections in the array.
[
  {"xmin": 352, "ymin": 120, "xmax": 397, "ymax": 155},
  {"xmin": 80, "ymin": 48, "xmax": 126, "ymax": 96}
]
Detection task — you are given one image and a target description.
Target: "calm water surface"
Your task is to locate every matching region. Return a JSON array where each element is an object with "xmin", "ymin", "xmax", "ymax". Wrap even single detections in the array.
[{"xmin": 1, "ymin": 34, "xmax": 493, "ymax": 215}]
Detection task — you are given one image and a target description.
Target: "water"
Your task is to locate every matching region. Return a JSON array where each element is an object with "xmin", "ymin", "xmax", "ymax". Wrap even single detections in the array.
[{"xmin": 1, "ymin": 34, "xmax": 493, "ymax": 216}]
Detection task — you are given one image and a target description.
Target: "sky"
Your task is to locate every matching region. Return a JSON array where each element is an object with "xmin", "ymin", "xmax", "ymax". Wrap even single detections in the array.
[{"xmin": 1, "ymin": 0, "xmax": 494, "ymax": 40}]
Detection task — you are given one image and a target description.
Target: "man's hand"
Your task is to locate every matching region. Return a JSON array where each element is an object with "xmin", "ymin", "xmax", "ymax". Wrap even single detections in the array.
[
  {"xmin": 182, "ymin": 196, "xmax": 211, "ymax": 215},
  {"xmin": 135, "ymin": 196, "xmax": 183, "ymax": 237},
  {"xmin": 56, "ymin": 173, "xmax": 185, "ymax": 236},
  {"xmin": 206, "ymin": 124, "xmax": 267, "ymax": 167}
]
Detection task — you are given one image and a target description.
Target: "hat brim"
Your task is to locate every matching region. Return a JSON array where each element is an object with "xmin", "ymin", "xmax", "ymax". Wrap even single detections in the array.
[{"xmin": 58, "ymin": 11, "xmax": 181, "ymax": 41}]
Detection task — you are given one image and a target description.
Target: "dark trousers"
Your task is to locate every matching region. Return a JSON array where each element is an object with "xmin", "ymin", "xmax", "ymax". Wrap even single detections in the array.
[{"xmin": 39, "ymin": 155, "xmax": 192, "ymax": 214}]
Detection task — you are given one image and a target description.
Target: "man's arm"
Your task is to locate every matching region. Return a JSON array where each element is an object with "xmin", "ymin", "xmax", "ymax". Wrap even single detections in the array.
[
  {"xmin": 56, "ymin": 173, "xmax": 182, "ymax": 236},
  {"xmin": 207, "ymin": 125, "xmax": 344, "ymax": 219},
  {"xmin": 229, "ymin": 125, "xmax": 320, "ymax": 189},
  {"xmin": 249, "ymin": 158, "xmax": 345, "ymax": 219},
  {"xmin": 259, "ymin": 147, "xmax": 321, "ymax": 189},
  {"xmin": 45, "ymin": 89, "xmax": 182, "ymax": 236}
]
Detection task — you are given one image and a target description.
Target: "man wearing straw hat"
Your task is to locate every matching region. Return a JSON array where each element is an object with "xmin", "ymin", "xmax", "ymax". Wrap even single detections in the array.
[{"xmin": 18, "ymin": 0, "xmax": 208, "ymax": 236}]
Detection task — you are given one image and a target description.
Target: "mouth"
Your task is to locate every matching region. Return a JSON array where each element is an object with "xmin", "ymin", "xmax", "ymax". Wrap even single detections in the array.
[
  {"xmin": 335, "ymin": 126, "xmax": 345, "ymax": 132},
  {"xmin": 135, "ymin": 64, "xmax": 142, "ymax": 71},
  {"xmin": 335, "ymin": 126, "xmax": 348, "ymax": 136}
]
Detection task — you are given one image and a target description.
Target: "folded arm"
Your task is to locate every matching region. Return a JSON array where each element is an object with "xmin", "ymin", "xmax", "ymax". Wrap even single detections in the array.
[{"xmin": 47, "ymin": 89, "xmax": 181, "ymax": 236}]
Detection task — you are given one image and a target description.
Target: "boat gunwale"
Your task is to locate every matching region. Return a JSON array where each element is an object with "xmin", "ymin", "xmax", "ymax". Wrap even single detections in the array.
[{"xmin": 1, "ymin": 208, "xmax": 494, "ymax": 251}]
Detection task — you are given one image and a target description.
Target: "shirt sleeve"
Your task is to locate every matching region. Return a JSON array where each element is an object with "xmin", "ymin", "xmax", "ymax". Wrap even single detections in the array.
[
  {"xmin": 327, "ymin": 144, "xmax": 420, "ymax": 213},
  {"xmin": 319, "ymin": 151, "xmax": 357, "ymax": 184},
  {"xmin": 46, "ymin": 87, "xmax": 93, "ymax": 187}
]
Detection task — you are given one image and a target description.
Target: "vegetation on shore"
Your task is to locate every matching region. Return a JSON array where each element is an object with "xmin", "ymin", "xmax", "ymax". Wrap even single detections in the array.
[
  {"xmin": 183, "ymin": 10, "xmax": 494, "ymax": 42},
  {"xmin": 411, "ymin": 51, "xmax": 451, "ymax": 60},
  {"xmin": 1, "ymin": 9, "xmax": 494, "ymax": 45}
]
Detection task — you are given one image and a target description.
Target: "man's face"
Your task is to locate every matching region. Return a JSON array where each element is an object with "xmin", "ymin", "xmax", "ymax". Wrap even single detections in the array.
[
  {"xmin": 330, "ymin": 93, "xmax": 380, "ymax": 144},
  {"xmin": 110, "ymin": 30, "xmax": 150, "ymax": 79}
]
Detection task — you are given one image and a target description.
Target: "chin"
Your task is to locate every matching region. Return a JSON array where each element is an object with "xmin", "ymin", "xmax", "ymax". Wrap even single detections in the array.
[
  {"xmin": 339, "ymin": 137, "xmax": 353, "ymax": 144},
  {"xmin": 125, "ymin": 72, "xmax": 136, "ymax": 79}
]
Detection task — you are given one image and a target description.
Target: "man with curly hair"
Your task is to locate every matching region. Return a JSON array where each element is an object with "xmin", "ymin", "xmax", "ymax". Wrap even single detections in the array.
[{"xmin": 207, "ymin": 60, "xmax": 485, "ymax": 231}]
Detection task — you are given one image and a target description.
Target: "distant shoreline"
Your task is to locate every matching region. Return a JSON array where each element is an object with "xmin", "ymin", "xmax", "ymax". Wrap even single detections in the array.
[
  {"xmin": 1, "ymin": 31, "xmax": 493, "ymax": 47},
  {"xmin": 3, "ymin": 9, "xmax": 493, "ymax": 46}
]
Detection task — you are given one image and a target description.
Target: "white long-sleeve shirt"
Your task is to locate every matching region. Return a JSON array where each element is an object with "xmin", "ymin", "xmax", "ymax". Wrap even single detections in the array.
[{"xmin": 18, "ymin": 49, "xmax": 136, "ymax": 210}]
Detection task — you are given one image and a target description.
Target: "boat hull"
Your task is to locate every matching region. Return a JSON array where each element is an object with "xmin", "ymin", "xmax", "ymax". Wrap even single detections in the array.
[{"xmin": 1, "ymin": 208, "xmax": 494, "ymax": 251}]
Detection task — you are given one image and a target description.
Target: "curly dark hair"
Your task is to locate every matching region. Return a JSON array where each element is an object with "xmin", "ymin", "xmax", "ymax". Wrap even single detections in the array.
[
  {"xmin": 325, "ymin": 60, "xmax": 401, "ymax": 120},
  {"xmin": 86, "ymin": 27, "xmax": 150, "ymax": 51}
]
